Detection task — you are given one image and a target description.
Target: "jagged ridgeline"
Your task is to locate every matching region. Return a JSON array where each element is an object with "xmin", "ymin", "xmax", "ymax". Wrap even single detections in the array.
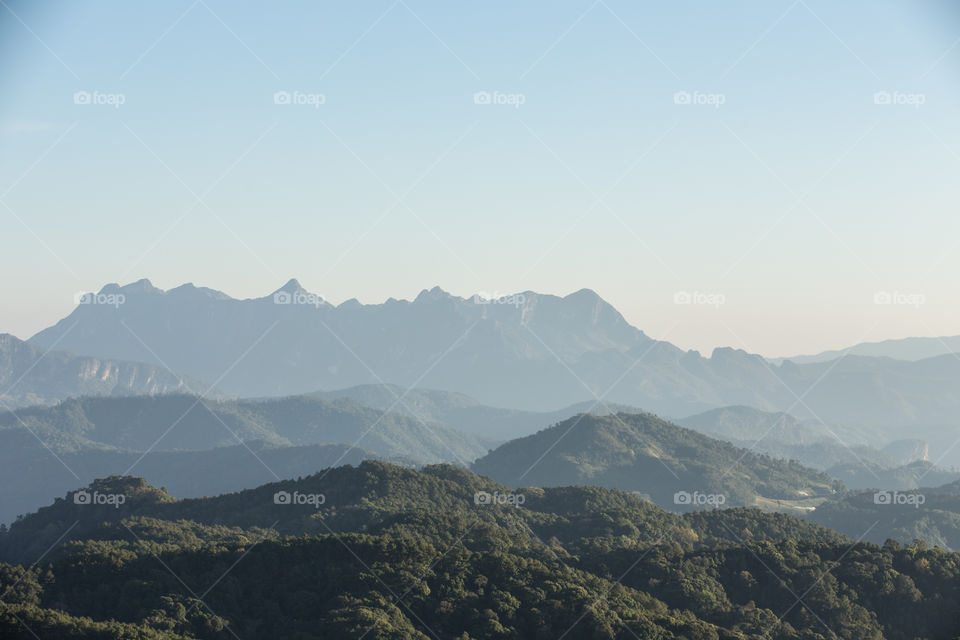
[
  {"xmin": 2, "ymin": 461, "xmax": 959, "ymax": 640},
  {"xmin": 27, "ymin": 279, "xmax": 960, "ymax": 429}
]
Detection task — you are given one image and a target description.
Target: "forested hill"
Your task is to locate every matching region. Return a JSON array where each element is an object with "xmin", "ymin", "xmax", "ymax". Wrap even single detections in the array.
[
  {"xmin": 2, "ymin": 462, "xmax": 959, "ymax": 639},
  {"xmin": 472, "ymin": 412, "xmax": 840, "ymax": 509}
]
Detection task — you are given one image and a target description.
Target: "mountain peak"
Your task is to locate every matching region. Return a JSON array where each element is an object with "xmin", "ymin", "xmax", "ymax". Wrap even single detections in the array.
[
  {"xmin": 565, "ymin": 288, "xmax": 602, "ymax": 301},
  {"xmin": 414, "ymin": 286, "xmax": 453, "ymax": 303},
  {"xmin": 276, "ymin": 278, "xmax": 304, "ymax": 293},
  {"xmin": 98, "ymin": 279, "xmax": 162, "ymax": 295}
]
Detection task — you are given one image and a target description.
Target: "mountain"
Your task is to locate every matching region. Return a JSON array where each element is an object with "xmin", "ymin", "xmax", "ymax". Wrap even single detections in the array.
[
  {"xmin": 0, "ymin": 393, "xmax": 489, "ymax": 461},
  {"xmin": 778, "ymin": 334, "xmax": 960, "ymax": 364},
  {"xmin": 882, "ymin": 438, "xmax": 930, "ymax": 465},
  {"xmin": 28, "ymin": 281, "xmax": 960, "ymax": 455},
  {"xmin": 826, "ymin": 459, "xmax": 960, "ymax": 491},
  {"xmin": 471, "ymin": 412, "xmax": 839, "ymax": 511},
  {"xmin": 811, "ymin": 477, "xmax": 960, "ymax": 551},
  {"xmin": 0, "ymin": 333, "xmax": 211, "ymax": 409},
  {"xmin": 1, "ymin": 462, "xmax": 958, "ymax": 640},
  {"xmin": 31, "ymin": 279, "xmax": 663, "ymax": 412},
  {"xmin": 674, "ymin": 405, "xmax": 903, "ymax": 471},
  {"xmin": 675, "ymin": 404, "xmax": 867, "ymax": 445},
  {"xmin": 0, "ymin": 393, "xmax": 491, "ymax": 523},
  {"xmin": 313, "ymin": 383, "xmax": 644, "ymax": 440},
  {"xmin": 0, "ymin": 428, "xmax": 403, "ymax": 524}
]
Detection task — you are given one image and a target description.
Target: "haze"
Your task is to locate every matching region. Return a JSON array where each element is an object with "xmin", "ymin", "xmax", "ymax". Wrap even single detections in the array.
[{"xmin": 2, "ymin": 0, "xmax": 959, "ymax": 357}]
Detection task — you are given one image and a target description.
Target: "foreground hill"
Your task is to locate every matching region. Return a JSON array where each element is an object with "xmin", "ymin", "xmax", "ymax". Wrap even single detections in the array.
[
  {"xmin": 28, "ymin": 280, "xmax": 960, "ymax": 444},
  {"xmin": 0, "ymin": 333, "xmax": 210, "ymax": 408},
  {"xmin": 471, "ymin": 412, "xmax": 839, "ymax": 510},
  {"xmin": 0, "ymin": 462, "xmax": 957, "ymax": 640}
]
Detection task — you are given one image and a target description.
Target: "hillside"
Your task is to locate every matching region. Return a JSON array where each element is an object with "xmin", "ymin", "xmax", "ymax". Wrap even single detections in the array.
[
  {"xmin": 810, "ymin": 477, "xmax": 960, "ymax": 550},
  {"xmin": 675, "ymin": 405, "xmax": 912, "ymax": 472},
  {"xmin": 676, "ymin": 404, "xmax": 864, "ymax": 445},
  {"xmin": 1, "ymin": 462, "xmax": 957, "ymax": 640},
  {"xmin": 0, "ymin": 333, "xmax": 212, "ymax": 408},
  {"xmin": 472, "ymin": 412, "xmax": 839, "ymax": 510},
  {"xmin": 313, "ymin": 383, "xmax": 643, "ymax": 440},
  {"xmin": 0, "ymin": 393, "xmax": 491, "ymax": 523},
  {"xmin": 0, "ymin": 394, "xmax": 489, "ymax": 461},
  {"xmin": 0, "ymin": 428, "xmax": 401, "ymax": 524},
  {"xmin": 827, "ymin": 459, "xmax": 960, "ymax": 491}
]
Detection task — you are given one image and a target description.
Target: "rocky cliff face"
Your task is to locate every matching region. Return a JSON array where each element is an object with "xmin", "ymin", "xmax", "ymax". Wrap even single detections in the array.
[{"xmin": 0, "ymin": 333, "xmax": 213, "ymax": 408}]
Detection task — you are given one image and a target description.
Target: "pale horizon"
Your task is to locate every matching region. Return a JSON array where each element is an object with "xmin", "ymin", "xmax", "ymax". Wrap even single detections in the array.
[{"xmin": 3, "ymin": 0, "xmax": 959, "ymax": 357}]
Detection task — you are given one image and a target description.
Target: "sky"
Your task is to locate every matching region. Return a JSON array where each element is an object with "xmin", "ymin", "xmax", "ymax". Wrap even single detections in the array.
[{"xmin": 1, "ymin": 0, "xmax": 958, "ymax": 358}]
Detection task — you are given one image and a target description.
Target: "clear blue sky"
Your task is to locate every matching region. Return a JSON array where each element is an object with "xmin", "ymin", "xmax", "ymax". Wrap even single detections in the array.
[{"xmin": 2, "ymin": 0, "xmax": 958, "ymax": 356}]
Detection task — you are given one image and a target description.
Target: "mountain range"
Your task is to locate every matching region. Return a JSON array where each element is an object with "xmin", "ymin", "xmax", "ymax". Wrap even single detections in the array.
[
  {"xmin": 26, "ymin": 281, "xmax": 960, "ymax": 452},
  {"xmin": 777, "ymin": 334, "xmax": 960, "ymax": 364},
  {"xmin": 312, "ymin": 383, "xmax": 643, "ymax": 440},
  {"xmin": 673, "ymin": 405, "xmax": 938, "ymax": 473},
  {"xmin": 0, "ymin": 393, "xmax": 492, "ymax": 523},
  {"xmin": 0, "ymin": 390, "xmax": 859, "ymax": 524}
]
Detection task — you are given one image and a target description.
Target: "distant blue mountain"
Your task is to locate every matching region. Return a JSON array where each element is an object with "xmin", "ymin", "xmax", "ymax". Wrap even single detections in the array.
[{"xmin": 29, "ymin": 280, "xmax": 960, "ymax": 439}]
